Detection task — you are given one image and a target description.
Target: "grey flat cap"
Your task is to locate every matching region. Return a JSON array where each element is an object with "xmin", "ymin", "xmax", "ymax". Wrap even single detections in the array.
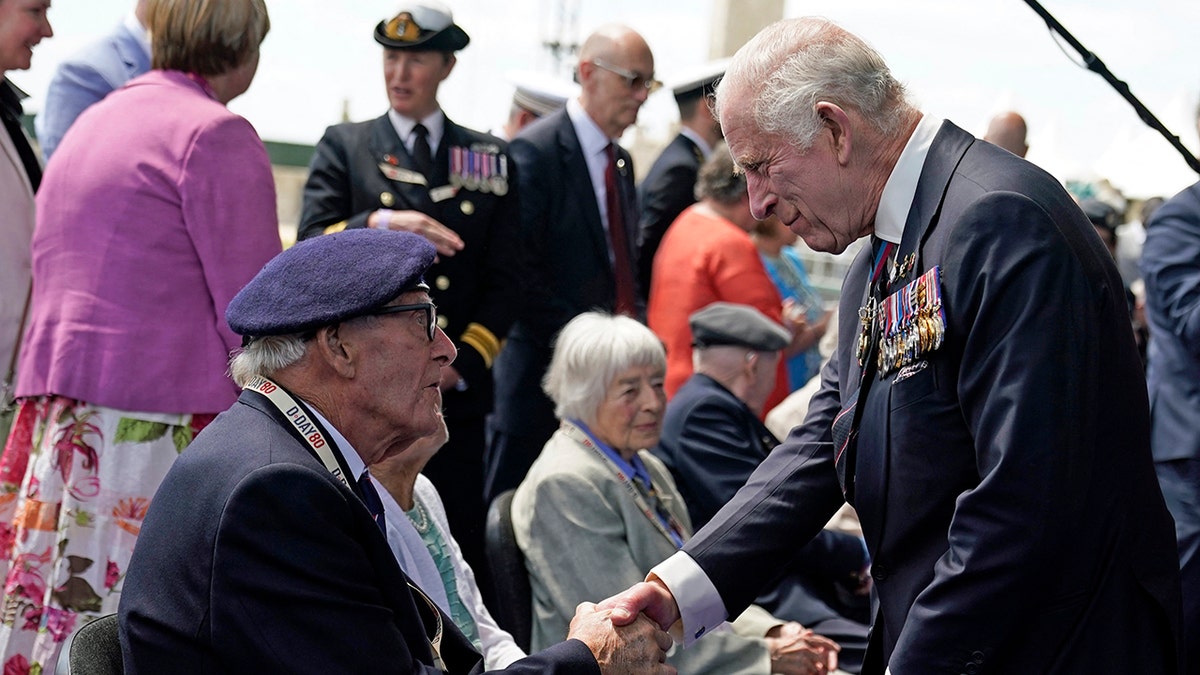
[{"xmin": 689, "ymin": 302, "xmax": 790, "ymax": 352}]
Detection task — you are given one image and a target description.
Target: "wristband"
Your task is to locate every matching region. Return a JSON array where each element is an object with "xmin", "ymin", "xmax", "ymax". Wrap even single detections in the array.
[{"xmin": 374, "ymin": 209, "xmax": 395, "ymax": 229}]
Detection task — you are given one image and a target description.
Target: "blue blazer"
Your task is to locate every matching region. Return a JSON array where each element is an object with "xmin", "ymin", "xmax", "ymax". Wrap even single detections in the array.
[
  {"xmin": 683, "ymin": 121, "xmax": 1182, "ymax": 674},
  {"xmin": 119, "ymin": 390, "xmax": 597, "ymax": 674},
  {"xmin": 36, "ymin": 19, "xmax": 150, "ymax": 160},
  {"xmin": 1141, "ymin": 181, "xmax": 1200, "ymax": 462}
]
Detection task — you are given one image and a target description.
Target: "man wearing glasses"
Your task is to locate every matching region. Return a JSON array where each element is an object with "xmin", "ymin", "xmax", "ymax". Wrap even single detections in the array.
[
  {"xmin": 487, "ymin": 24, "xmax": 659, "ymax": 504},
  {"xmin": 120, "ymin": 228, "xmax": 674, "ymax": 673}
]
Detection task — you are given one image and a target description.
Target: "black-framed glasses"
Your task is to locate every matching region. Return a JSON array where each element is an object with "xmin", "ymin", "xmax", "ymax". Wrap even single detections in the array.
[
  {"xmin": 592, "ymin": 58, "xmax": 662, "ymax": 94},
  {"xmin": 362, "ymin": 302, "xmax": 437, "ymax": 341}
]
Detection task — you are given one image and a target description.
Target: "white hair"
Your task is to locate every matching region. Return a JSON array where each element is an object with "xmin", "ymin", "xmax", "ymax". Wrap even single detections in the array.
[
  {"xmin": 715, "ymin": 17, "xmax": 911, "ymax": 151},
  {"xmin": 542, "ymin": 312, "xmax": 666, "ymax": 426},
  {"xmin": 228, "ymin": 334, "xmax": 309, "ymax": 387}
]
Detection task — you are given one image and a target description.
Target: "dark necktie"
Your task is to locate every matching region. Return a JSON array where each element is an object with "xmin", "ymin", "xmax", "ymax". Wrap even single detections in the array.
[
  {"xmin": 0, "ymin": 83, "xmax": 41, "ymax": 192},
  {"xmin": 358, "ymin": 471, "xmax": 387, "ymax": 536},
  {"xmin": 411, "ymin": 123, "xmax": 434, "ymax": 181},
  {"xmin": 605, "ymin": 143, "xmax": 637, "ymax": 316}
]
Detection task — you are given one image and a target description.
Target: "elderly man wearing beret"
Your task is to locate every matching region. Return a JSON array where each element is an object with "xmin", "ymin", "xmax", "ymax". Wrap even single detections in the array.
[
  {"xmin": 118, "ymin": 229, "xmax": 673, "ymax": 674},
  {"xmin": 653, "ymin": 303, "xmax": 870, "ymax": 673}
]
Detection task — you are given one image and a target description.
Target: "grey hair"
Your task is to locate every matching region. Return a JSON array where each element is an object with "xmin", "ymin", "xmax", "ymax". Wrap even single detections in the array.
[
  {"xmin": 694, "ymin": 141, "xmax": 746, "ymax": 204},
  {"xmin": 228, "ymin": 334, "xmax": 309, "ymax": 387},
  {"xmin": 542, "ymin": 312, "xmax": 666, "ymax": 426},
  {"xmin": 715, "ymin": 17, "xmax": 911, "ymax": 151}
]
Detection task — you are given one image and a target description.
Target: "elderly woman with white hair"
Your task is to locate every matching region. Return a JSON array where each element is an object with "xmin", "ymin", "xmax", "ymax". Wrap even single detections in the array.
[{"xmin": 512, "ymin": 311, "xmax": 843, "ymax": 675}]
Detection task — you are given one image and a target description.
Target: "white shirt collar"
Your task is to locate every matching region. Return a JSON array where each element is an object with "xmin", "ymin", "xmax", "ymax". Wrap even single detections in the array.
[
  {"xmin": 678, "ymin": 127, "xmax": 714, "ymax": 159},
  {"xmin": 567, "ymin": 96, "xmax": 613, "ymax": 155},
  {"xmin": 387, "ymin": 108, "xmax": 446, "ymax": 155},
  {"xmin": 125, "ymin": 12, "xmax": 151, "ymax": 58},
  {"xmin": 874, "ymin": 114, "xmax": 943, "ymax": 244},
  {"xmin": 306, "ymin": 406, "xmax": 367, "ymax": 481}
]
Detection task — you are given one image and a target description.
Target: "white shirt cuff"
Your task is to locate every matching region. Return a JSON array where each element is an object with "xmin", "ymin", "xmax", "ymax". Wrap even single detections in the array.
[{"xmin": 648, "ymin": 551, "xmax": 728, "ymax": 647}]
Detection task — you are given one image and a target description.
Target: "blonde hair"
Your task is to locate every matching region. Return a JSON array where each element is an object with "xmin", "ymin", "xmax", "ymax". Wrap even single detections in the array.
[{"xmin": 149, "ymin": 0, "xmax": 270, "ymax": 76}]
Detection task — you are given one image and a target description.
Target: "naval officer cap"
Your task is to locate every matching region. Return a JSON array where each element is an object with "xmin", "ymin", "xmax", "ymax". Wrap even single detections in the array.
[
  {"xmin": 508, "ymin": 70, "xmax": 577, "ymax": 117},
  {"xmin": 227, "ymin": 229, "xmax": 436, "ymax": 341},
  {"xmin": 375, "ymin": 1, "xmax": 470, "ymax": 52},
  {"xmin": 668, "ymin": 57, "xmax": 730, "ymax": 104},
  {"xmin": 690, "ymin": 302, "xmax": 791, "ymax": 352}
]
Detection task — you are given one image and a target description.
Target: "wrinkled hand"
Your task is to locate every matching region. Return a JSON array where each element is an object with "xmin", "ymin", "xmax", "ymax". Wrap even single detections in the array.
[
  {"xmin": 597, "ymin": 580, "xmax": 680, "ymax": 631},
  {"xmin": 567, "ymin": 601, "xmax": 676, "ymax": 675},
  {"xmin": 372, "ymin": 209, "xmax": 464, "ymax": 257},
  {"xmin": 765, "ymin": 622, "xmax": 840, "ymax": 675},
  {"xmin": 782, "ymin": 302, "xmax": 832, "ymax": 356}
]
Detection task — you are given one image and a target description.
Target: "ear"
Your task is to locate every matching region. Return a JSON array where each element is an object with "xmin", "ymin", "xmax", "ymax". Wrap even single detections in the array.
[
  {"xmin": 441, "ymin": 53, "xmax": 457, "ymax": 80},
  {"xmin": 815, "ymin": 101, "xmax": 853, "ymax": 165},
  {"xmin": 313, "ymin": 324, "xmax": 357, "ymax": 379}
]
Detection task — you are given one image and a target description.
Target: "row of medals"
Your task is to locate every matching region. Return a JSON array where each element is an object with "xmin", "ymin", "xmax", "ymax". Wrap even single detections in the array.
[
  {"xmin": 857, "ymin": 264, "xmax": 946, "ymax": 377},
  {"xmin": 449, "ymin": 146, "xmax": 508, "ymax": 196}
]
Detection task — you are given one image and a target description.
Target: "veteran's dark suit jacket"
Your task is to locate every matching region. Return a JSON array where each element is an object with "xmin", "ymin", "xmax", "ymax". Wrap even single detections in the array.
[
  {"xmin": 1141, "ymin": 181, "xmax": 1200, "ymax": 463},
  {"xmin": 299, "ymin": 114, "xmax": 521, "ymax": 417},
  {"xmin": 636, "ymin": 132, "xmax": 704, "ymax": 297},
  {"xmin": 682, "ymin": 121, "xmax": 1182, "ymax": 674},
  {"xmin": 492, "ymin": 109, "xmax": 639, "ymax": 435},
  {"xmin": 118, "ymin": 390, "xmax": 597, "ymax": 674}
]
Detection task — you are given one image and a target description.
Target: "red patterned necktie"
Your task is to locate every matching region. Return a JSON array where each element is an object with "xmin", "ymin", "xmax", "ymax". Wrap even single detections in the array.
[{"xmin": 605, "ymin": 143, "xmax": 637, "ymax": 316}]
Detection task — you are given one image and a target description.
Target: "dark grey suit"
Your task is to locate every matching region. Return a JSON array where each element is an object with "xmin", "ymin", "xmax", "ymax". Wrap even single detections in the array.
[{"xmin": 636, "ymin": 132, "xmax": 704, "ymax": 297}]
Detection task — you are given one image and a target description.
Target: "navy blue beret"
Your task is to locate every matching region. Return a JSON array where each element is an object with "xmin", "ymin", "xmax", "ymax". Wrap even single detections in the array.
[
  {"xmin": 690, "ymin": 302, "xmax": 791, "ymax": 352},
  {"xmin": 226, "ymin": 229, "xmax": 436, "ymax": 338}
]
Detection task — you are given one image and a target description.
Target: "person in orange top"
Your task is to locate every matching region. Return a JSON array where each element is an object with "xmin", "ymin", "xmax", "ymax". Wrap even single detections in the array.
[{"xmin": 647, "ymin": 143, "xmax": 820, "ymax": 416}]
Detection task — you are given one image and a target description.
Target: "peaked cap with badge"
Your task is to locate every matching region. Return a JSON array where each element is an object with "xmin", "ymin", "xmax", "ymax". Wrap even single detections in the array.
[{"xmin": 375, "ymin": 1, "xmax": 470, "ymax": 52}]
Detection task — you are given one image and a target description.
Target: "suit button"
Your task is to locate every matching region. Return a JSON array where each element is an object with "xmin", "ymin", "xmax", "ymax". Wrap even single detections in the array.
[
  {"xmin": 436, "ymin": 275, "xmax": 450, "ymax": 290},
  {"xmin": 971, "ymin": 651, "xmax": 985, "ymax": 663},
  {"xmin": 964, "ymin": 663, "xmax": 978, "ymax": 674},
  {"xmin": 460, "ymin": 200, "xmax": 475, "ymax": 215},
  {"xmin": 380, "ymin": 191, "xmax": 395, "ymax": 207},
  {"xmin": 871, "ymin": 564, "xmax": 887, "ymax": 582}
]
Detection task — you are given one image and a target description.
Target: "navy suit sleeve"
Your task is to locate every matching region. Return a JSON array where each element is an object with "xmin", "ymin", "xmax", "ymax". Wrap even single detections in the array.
[
  {"xmin": 298, "ymin": 126, "xmax": 372, "ymax": 239},
  {"xmin": 1142, "ymin": 192, "xmax": 1200, "ymax": 357},
  {"xmin": 682, "ymin": 354, "xmax": 847, "ymax": 618},
  {"xmin": 636, "ymin": 161, "xmax": 696, "ymax": 289}
]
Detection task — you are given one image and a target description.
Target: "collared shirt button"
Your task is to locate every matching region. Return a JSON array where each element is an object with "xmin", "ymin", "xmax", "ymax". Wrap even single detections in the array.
[
  {"xmin": 965, "ymin": 663, "xmax": 978, "ymax": 675},
  {"xmin": 435, "ymin": 275, "xmax": 450, "ymax": 290}
]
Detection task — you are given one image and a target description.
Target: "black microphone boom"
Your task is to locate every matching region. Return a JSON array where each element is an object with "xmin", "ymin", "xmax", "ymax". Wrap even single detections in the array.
[{"xmin": 1022, "ymin": 0, "xmax": 1200, "ymax": 175}]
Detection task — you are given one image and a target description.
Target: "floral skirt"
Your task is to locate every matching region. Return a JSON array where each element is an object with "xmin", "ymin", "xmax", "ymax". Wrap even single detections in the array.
[{"xmin": 0, "ymin": 396, "xmax": 212, "ymax": 674}]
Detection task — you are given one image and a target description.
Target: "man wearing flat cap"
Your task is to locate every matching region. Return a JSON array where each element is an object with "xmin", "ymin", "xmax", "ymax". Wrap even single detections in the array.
[
  {"xmin": 636, "ymin": 59, "xmax": 726, "ymax": 298},
  {"xmin": 298, "ymin": 1, "xmax": 519, "ymax": 598},
  {"xmin": 118, "ymin": 228, "xmax": 673, "ymax": 674},
  {"xmin": 653, "ymin": 302, "xmax": 871, "ymax": 673}
]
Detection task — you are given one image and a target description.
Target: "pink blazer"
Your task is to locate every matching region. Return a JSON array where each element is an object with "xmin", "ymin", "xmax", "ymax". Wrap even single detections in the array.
[{"xmin": 17, "ymin": 70, "xmax": 281, "ymax": 413}]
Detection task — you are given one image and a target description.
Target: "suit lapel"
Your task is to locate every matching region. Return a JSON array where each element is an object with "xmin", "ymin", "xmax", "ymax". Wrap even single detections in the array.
[
  {"xmin": 557, "ymin": 117, "xmax": 614, "ymax": 278},
  {"xmin": 856, "ymin": 121, "xmax": 975, "ymax": 555},
  {"xmin": 369, "ymin": 115, "xmax": 434, "ymax": 212}
]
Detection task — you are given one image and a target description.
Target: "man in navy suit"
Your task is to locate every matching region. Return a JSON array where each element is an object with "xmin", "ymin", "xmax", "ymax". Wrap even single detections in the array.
[
  {"xmin": 299, "ymin": 2, "xmax": 520, "ymax": 600},
  {"xmin": 486, "ymin": 24, "xmax": 654, "ymax": 502},
  {"xmin": 635, "ymin": 61, "xmax": 724, "ymax": 297},
  {"xmin": 1142, "ymin": 178, "xmax": 1200, "ymax": 671},
  {"xmin": 603, "ymin": 17, "xmax": 1182, "ymax": 674},
  {"xmin": 36, "ymin": 0, "xmax": 150, "ymax": 160},
  {"xmin": 119, "ymin": 228, "xmax": 672, "ymax": 674}
]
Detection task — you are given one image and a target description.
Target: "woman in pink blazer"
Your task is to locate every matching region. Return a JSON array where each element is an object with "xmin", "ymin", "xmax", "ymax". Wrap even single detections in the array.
[{"xmin": 0, "ymin": 1, "xmax": 279, "ymax": 670}]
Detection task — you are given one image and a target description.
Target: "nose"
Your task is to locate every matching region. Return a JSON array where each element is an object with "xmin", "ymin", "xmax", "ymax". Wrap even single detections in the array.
[
  {"xmin": 746, "ymin": 173, "xmax": 776, "ymax": 221},
  {"xmin": 432, "ymin": 327, "xmax": 457, "ymax": 366},
  {"xmin": 640, "ymin": 384, "xmax": 665, "ymax": 413}
]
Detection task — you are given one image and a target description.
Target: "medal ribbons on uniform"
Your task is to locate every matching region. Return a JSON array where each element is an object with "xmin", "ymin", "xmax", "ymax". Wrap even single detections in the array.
[
  {"xmin": 876, "ymin": 266, "xmax": 945, "ymax": 376},
  {"xmin": 449, "ymin": 144, "xmax": 509, "ymax": 196}
]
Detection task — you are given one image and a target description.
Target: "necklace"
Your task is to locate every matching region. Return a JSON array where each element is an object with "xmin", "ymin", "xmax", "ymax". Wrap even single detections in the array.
[{"xmin": 407, "ymin": 499, "xmax": 431, "ymax": 534}]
